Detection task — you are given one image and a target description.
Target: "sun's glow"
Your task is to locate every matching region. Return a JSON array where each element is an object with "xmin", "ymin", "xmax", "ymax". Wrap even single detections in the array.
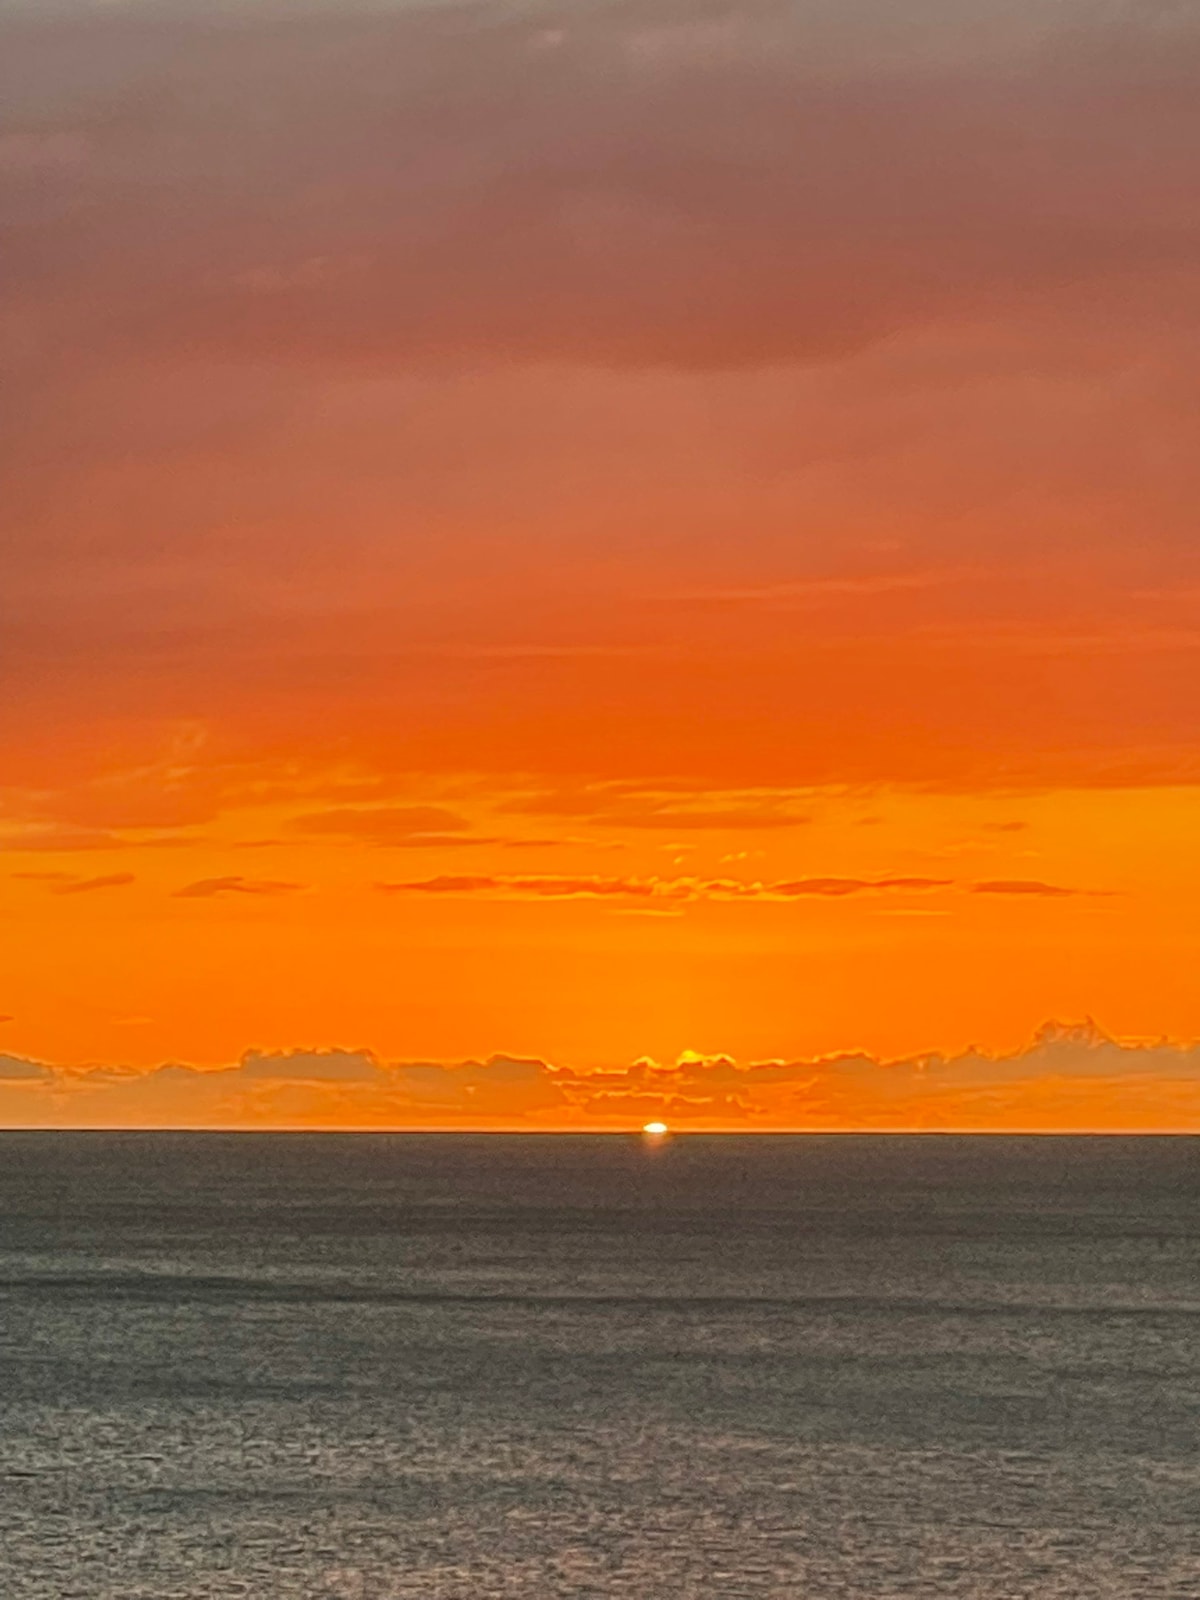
[{"xmin": 5, "ymin": 0, "xmax": 1200, "ymax": 1135}]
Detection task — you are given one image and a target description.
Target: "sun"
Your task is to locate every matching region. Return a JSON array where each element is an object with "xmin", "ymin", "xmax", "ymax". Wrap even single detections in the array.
[{"xmin": 642, "ymin": 1121, "xmax": 669, "ymax": 1136}]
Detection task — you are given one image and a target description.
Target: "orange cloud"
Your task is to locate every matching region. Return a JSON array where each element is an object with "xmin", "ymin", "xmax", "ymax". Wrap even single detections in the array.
[
  {"xmin": 774, "ymin": 877, "xmax": 952, "ymax": 897},
  {"xmin": 290, "ymin": 806, "xmax": 475, "ymax": 844},
  {"xmin": 3, "ymin": 1021, "xmax": 1199, "ymax": 1132},
  {"xmin": 0, "ymin": 827, "xmax": 139, "ymax": 853},
  {"xmin": 54, "ymin": 873, "xmax": 136, "ymax": 895},
  {"xmin": 377, "ymin": 873, "xmax": 954, "ymax": 902},
  {"xmin": 173, "ymin": 877, "xmax": 303, "ymax": 899},
  {"xmin": 500, "ymin": 785, "xmax": 813, "ymax": 831},
  {"xmin": 972, "ymin": 880, "xmax": 1079, "ymax": 897}
]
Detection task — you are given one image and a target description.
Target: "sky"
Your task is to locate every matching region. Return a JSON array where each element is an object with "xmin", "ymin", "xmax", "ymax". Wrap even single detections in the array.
[{"xmin": 3, "ymin": 0, "xmax": 1200, "ymax": 1128}]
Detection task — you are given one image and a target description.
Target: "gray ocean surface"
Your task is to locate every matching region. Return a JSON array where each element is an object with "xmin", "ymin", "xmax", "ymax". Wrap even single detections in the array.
[{"xmin": 1, "ymin": 1133, "xmax": 1198, "ymax": 1598}]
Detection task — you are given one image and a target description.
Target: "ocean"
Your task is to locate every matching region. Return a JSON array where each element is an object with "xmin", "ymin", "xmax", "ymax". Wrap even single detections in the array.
[{"xmin": 0, "ymin": 1132, "xmax": 1197, "ymax": 1597}]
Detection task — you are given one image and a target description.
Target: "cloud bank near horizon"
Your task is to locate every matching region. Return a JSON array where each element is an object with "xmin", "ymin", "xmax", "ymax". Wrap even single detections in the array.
[{"xmin": 2, "ymin": 1021, "xmax": 1199, "ymax": 1132}]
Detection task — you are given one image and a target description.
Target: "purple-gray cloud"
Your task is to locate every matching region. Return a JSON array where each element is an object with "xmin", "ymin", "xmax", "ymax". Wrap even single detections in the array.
[{"xmin": 4, "ymin": 1, "xmax": 1197, "ymax": 380}]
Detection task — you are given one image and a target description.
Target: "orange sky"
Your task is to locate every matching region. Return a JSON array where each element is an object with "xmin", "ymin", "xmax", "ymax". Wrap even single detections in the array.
[{"xmin": 3, "ymin": 0, "xmax": 1200, "ymax": 1128}]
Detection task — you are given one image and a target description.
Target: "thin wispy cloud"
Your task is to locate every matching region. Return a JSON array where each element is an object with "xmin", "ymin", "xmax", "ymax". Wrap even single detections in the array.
[
  {"xmin": 174, "ymin": 877, "xmax": 303, "ymax": 899},
  {"xmin": 972, "ymin": 880, "xmax": 1078, "ymax": 897},
  {"xmin": 54, "ymin": 873, "xmax": 136, "ymax": 896},
  {"xmin": 377, "ymin": 873, "xmax": 955, "ymax": 902},
  {"xmin": 670, "ymin": 570, "xmax": 968, "ymax": 606}
]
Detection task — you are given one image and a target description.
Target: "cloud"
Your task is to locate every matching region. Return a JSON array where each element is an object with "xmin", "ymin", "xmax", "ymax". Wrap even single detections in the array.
[
  {"xmin": 3, "ymin": 0, "xmax": 1200, "ymax": 809},
  {"xmin": 774, "ymin": 876, "xmax": 952, "ymax": 897},
  {"xmin": 0, "ymin": 1054, "xmax": 53, "ymax": 1082},
  {"xmin": 499, "ymin": 784, "xmax": 813, "ymax": 831},
  {"xmin": 375, "ymin": 873, "xmax": 736, "ymax": 900},
  {"xmin": 378, "ymin": 872, "xmax": 953, "ymax": 902},
  {"xmin": 239, "ymin": 1049, "xmax": 381, "ymax": 1084},
  {"xmin": 601, "ymin": 808, "xmax": 810, "ymax": 832},
  {"xmin": 3, "ymin": 1020, "xmax": 1200, "ymax": 1129},
  {"xmin": 0, "ymin": 129, "xmax": 90, "ymax": 172},
  {"xmin": 0, "ymin": 827, "xmax": 137, "ymax": 853},
  {"xmin": 377, "ymin": 873, "xmax": 675, "ymax": 899},
  {"xmin": 499, "ymin": 837, "xmax": 576, "ymax": 850},
  {"xmin": 5, "ymin": 1, "xmax": 1197, "ymax": 380},
  {"xmin": 379, "ymin": 874, "xmax": 507, "ymax": 896},
  {"xmin": 672, "ymin": 571, "xmax": 962, "ymax": 606},
  {"xmin": 972, "ymin": 879, "xmax": 1078, "ymax": 896},
  {"xmin": 289, "ymin": 805, "xmax": 476, "ymax": 846},
  {"xmin": 173, "ymin": 876, "xmax": 303, "ymax": 898},
  {"xmin": 54, "ymin": 872, "xmax": 136, "ymax": 895}
]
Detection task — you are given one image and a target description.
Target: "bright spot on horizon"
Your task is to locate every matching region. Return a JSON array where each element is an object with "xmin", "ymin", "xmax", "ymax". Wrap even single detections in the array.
[{"xmin": 642, "ymin": 1121, "xmax": 669, "ymax": 1136}]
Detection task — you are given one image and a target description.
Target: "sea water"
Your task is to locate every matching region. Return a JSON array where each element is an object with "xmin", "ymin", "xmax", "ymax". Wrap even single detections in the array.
[{"xmin": 1, "ymin": 1132, "xmax": 1198, "ymax": 1597}]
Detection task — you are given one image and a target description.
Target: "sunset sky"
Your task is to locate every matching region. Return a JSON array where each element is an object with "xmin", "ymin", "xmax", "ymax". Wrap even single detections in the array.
[{"xmin": 3, "ymin": 0, "xmax": 1200, "ymax": 1128}]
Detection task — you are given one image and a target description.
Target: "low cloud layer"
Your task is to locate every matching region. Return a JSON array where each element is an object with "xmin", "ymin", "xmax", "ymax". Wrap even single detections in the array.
[
  {"xmin": 376, "ymin": 873, "xmax": 1066, "ymax": 902},
  {"xmin": 1, "ymin": 1021, "xmax": 1197, "ymax": 1131}
]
